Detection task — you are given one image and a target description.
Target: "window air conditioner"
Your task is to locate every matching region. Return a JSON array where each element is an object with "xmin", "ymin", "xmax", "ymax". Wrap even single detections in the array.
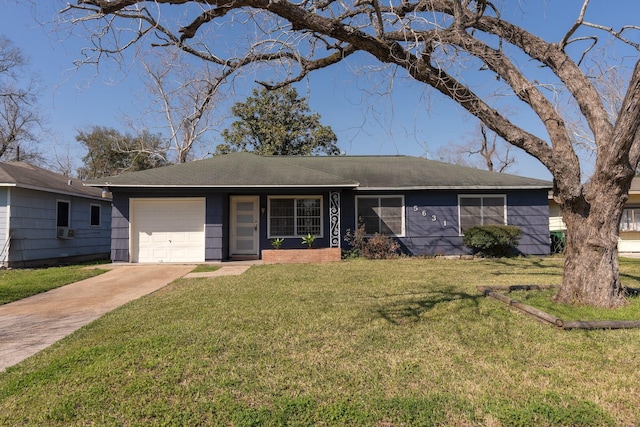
[{"xmin": 57, "ymin": 227, "xmax": 76, "ymax": 239}]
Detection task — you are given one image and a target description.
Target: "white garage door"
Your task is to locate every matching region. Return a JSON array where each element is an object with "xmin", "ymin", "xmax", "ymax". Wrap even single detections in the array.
[{"xmin": 131, "ymin": 198, "xmax": 205, "ymax": 263}]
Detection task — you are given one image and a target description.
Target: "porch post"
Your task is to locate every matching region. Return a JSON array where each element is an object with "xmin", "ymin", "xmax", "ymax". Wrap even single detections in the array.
[{"xmin": 329, "ymin": 191, "xmax": 341, "ymax": 248}]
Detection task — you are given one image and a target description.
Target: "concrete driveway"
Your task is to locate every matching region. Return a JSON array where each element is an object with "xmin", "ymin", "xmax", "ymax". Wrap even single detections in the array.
[{"xmin": 0, "ymin": 264, "xmax": 197, "ymax": 371}]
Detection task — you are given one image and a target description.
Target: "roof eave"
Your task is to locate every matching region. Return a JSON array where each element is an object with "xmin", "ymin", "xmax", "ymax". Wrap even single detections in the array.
[
  {"xmin": 84, "ymin": 183, "xmax": 359, "ymax": 189},
  {"xmin": 8, "ymin": 183, "xmax": 107, "ymax": 200},
  {"xmin": 356, "ymin": 185, "xmax": 552, "ymax": 191}
]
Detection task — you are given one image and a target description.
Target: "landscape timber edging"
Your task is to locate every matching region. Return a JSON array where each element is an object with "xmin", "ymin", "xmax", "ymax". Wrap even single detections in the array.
[{"xmin": 477, "ymin": 285, "xmax": 640, "ymax": 330}]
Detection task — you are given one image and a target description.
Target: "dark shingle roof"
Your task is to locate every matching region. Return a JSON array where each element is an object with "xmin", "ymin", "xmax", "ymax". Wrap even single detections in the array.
[
  {"xmin": 280, "ymin": 155, "xmax": 550, "ymax": 189},
  {"xmin": 85, "ymin": 152, "xmax": 551, "ymax": 190},
  {"xmin": 0, "ymin": 162, "xmax": 105, "ymax": 199}
]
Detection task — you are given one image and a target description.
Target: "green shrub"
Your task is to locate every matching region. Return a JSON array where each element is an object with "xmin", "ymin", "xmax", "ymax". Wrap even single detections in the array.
[
  {"xmin": 550, "ymin": 231, "xmax": 566, "ymax": 254},
  {"xmin": 462, "ymin": 225, "xmax": 522, "ymax": 257},
  {"xmin": 344, "ymin": 224, "xmax": 401, "ymax": 259}
]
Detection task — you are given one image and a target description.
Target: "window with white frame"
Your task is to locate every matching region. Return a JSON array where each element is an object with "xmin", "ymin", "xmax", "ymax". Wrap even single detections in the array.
[
  {"xmin": 90, "ymin": 204, "xmax": 101, "ymax": 226},
  {"xmin": 268, "ymin": 196, "xmax": 322, "ymax": 237},
  {"xmin": 620, "ymin": 208, "xmax": 640, "ymax": 232},
  {"xmin": 458, "ymin": 195, "xmax": 506, "ymax": 234},
  {"xmin": 56, "ymin": 200, "xmax": 71, "ymax": 227},
  {"xmin": 355, "ymin": 195, "xmax": 404, "ymax": 236}
]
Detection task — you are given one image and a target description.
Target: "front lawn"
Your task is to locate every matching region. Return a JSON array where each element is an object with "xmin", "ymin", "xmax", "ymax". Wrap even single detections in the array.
[
  {"xmin": 1, "ymin": 257, "xmax": 640, "ymax": 426},
  {"xmin": 0, "ymin": 265, "xmax": 108, "ymax": 305},
  {"xmin": 190, "ymin": 264, "xmax": 222, "ymax": 273}
]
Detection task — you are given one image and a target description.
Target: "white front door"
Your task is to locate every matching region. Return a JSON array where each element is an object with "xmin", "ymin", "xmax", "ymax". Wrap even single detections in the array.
[{"xmin": 230, "ymin": 196, "xmax": 259, "ymax": 257}]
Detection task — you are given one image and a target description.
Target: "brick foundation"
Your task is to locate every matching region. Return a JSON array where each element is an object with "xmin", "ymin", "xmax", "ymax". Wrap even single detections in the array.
[{"xmin": 262, "ymin": 248, "xmax": 342, "ymax": 264}]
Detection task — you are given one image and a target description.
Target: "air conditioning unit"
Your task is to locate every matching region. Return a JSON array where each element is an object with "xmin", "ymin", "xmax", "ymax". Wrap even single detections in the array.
[{"xmin": 57, "ymin": 227, "xmax": 76, "ymax": 239}]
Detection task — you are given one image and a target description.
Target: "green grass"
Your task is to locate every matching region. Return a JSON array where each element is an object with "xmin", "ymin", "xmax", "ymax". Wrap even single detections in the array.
[
  {"xmin": 508, "ymin": 257, "xmax": 640, "ymax": 321},
  {"xmin": 1, "ymin": 257, "xmax": 640, "ymax": 425},
  {"xmin": 190, "ymin": 264, "xmax": 222, "ymax": 273},
  {"xmin": 0, "ymin": 265, "xmax": 107, "ymax": 305},
  {"xmin": 509, "ymin": 288, "xmax": 640, "ymax": 321}
]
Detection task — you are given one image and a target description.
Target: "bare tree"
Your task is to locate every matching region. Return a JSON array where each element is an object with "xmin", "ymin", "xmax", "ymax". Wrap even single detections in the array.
[
  {"xmin": 61, "ymin": 0, "xmax": 640, "ymax": 308},
  {"xmin": 437, "ymin": 124, "xmax": 515, "ymax": 173},
  {"xmin": 136, "ymin": 48, "xmax": 227, "ymax": 163},
  {"xmin": 0, "ymin": 35, "xmax": 44, "ymax": 163},
  {"xmin": 50, "ymin": 142, "xmax": 75, "ymax": 177}
]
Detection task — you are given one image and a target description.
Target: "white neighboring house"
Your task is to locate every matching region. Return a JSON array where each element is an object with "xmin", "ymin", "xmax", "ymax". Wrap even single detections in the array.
[
  {"xmin": 0, "ymin": 162, "xmax": 112, "ymax": 268},
  {"xmin": 549, "ymin": 178, "xmax": 640, "ymax": 253}
]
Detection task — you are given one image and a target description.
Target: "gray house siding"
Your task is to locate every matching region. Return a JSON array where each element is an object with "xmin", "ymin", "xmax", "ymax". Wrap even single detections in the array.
[
  {"xmin": 205, "ymin": 194, "xmax": 226, "ymax": 261},
  {"xmin": 505, "ymin": 190, "xmax": 550, "ymax": 255},
  {"xmin": 402, "ymin": 192, "xmax": 464, "ymax": 256},
  {"xmin": 339, "ymin": 190, "xmax": 464, "ymax": 256},
  {"xmin": 340, "ymin": 189, "xmax": 550, "ymax": 256},
  {"xmin": 6, "ymin": 187, "xmax": 111, "ymax": 267},
  {"xmin": 110, "ymin": 196, "xmax": 130, "ymax": 262}
]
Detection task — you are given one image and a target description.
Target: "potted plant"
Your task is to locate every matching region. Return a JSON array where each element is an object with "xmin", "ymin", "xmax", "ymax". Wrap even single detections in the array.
[
  {"xmin": 271, "ymin": 237, "xmax": 285, "ymax": 249},
  {"xmin": 301, "ymin": 233, "xmax": 316, "ymax": 248}
]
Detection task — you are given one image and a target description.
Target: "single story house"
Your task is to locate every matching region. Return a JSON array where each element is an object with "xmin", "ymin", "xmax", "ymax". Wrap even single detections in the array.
[
  {"xmin": 85, "ymin": 152, "xmax": 551, "ymax": 263},
  {"xmin": 0, "ymin": 162, "xmax": 112, "ymax": 268},
  {"xmin": 549, "ymin": 177, "xmax": 640, "ymax": 253}
]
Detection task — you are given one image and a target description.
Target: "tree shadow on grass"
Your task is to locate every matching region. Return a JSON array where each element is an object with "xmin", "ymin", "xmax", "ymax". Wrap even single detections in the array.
[
  {"xmin": 620, "ymin": 272, "xmax": 640, "ymax": 287},
  {"xmin": 486, "ymin": 257, "xmax": 564, "ymax": 278},
  {"xmin": 374, "ymin": 287, "xmax": 483, "ymax": 325}
]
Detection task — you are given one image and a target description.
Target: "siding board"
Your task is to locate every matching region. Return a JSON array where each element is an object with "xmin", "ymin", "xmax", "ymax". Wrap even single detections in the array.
[{"xmin": 7, "ymin": 187, "xmax": 111, "ymax": 267}]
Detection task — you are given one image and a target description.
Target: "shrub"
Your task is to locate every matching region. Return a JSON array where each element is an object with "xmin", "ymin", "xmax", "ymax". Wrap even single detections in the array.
[
  {"xmin": 271, "ymin": 237, "xmax": 285, "ymax": 249},
  {"xmin": 462, "ymin": 225, "xmax": 522, "ymax": 257},
  {"xmin": 550, "ymin": 231, "xmax": 566, "ymax": 254},
  {"xmin": 344, "ymin": 224, "xmax": 401, "ymax": 259}
]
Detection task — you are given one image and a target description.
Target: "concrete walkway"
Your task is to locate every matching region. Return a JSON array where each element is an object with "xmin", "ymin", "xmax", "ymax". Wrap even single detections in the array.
[{"xmin": 0, "ymin": 263, "xmax": 254, "ymax": 371}]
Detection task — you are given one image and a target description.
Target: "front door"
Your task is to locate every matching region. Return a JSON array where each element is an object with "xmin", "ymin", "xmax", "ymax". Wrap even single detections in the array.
[{"xmin": 230, "ymin": 196, "xmax": 260, "ymax": 257}]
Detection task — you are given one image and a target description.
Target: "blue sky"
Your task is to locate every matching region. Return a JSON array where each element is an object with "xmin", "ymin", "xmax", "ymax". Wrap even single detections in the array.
[{"xmin": 1, "ymin": 0, "xmax": 638, "ymax": 179}]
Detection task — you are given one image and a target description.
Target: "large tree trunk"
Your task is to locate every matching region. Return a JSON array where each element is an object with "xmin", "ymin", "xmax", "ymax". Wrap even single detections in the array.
[{"xmin": 554, "ymin": 179, "xmax": 631, "ymax": 308}]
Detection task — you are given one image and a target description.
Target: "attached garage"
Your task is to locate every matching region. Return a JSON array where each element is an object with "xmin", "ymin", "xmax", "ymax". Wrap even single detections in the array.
[{"xmin": 130, "ymin": 198, "xmax": 205, "ymax": 263}]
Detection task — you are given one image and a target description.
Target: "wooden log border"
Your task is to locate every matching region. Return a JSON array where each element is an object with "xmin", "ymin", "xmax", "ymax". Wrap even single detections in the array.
[{"xmin": 477, "ymin": 285, "xmax": 640, "ymax": 330}]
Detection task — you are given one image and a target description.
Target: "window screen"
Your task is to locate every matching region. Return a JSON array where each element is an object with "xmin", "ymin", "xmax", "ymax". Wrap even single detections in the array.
[
  {"xmin": 356, "ymin": 196, "xmax": 404, "ymax": 236},
  {"xmin": 458, "ymin": 195, "xmax": 506, "ymax": 234}
]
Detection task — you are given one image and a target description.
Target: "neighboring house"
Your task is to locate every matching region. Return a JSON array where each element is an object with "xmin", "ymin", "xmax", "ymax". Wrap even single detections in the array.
[
  {"xmin": 0, "ymin": 162, "xmax": 112, "ymax": 268},
  {"xmin": 85, "ymin": 152, "xmax": 551, "ymax": 263},
  {"xmin": 549, "ymin": 177, "xmax": 640, "ymax": 253}
]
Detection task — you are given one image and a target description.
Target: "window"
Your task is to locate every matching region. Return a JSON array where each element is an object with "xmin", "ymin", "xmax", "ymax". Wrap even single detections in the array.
[
  {"xmin": 458, "ymin": 195, "xmax": 506, "ymax": 234},
  {"xmin": 56, "ymin": 200, "xmax": 70, "ymax": 227},
  {"xmin": 268, "ymin": 196, "xmax": 322, "ymax": 237},
  {"xmin": 620, "ymin": 208, "xmax": 640, "ymax": 231},
  {"xmin": 90, "ymin": 204, "xmax": 101, "ymax": 226},
  {"xmin": 356, "ymin": 196, "xmax": 404, "ymax": 236}
]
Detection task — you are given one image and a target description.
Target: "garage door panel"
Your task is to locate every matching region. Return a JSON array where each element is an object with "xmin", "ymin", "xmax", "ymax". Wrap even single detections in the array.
[
  {"xmin": 131, "ymin": 198, "xmax": 205, "ymax": 263},
  {"xmin": 170, "ymin": 233, "xmax": 186, "ymax": 243},
  {"xmin": 152, "ymin": 233, "xmax": 170, "ymax": 243},
  {"xmin": 187, "ymin": 233, "xmax": 202, "ymax": 243}
]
